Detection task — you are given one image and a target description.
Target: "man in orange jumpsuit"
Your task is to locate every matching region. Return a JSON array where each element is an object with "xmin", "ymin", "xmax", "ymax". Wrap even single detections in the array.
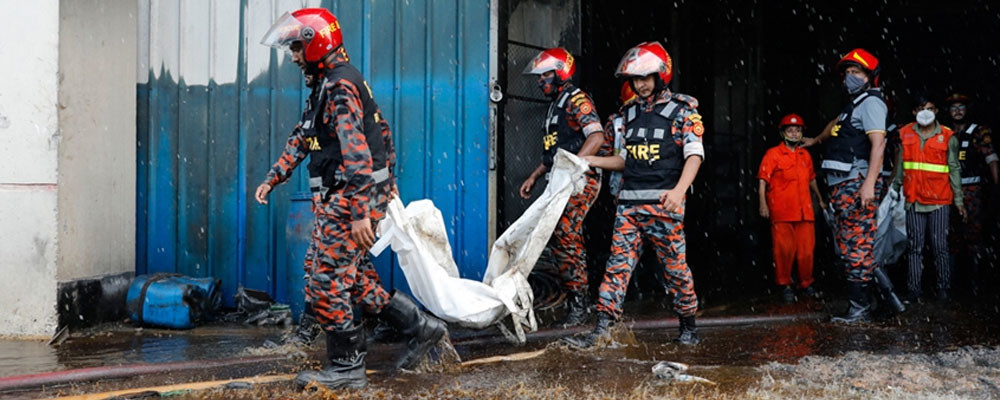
[{"xmin": 758, "ymin": 114, "xmax": 826, "ymax": 303}]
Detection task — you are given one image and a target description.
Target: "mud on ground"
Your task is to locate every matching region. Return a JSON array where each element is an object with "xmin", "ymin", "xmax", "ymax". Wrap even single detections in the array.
[{"xmin": 163, "ymin": 344, "xmax": 1000, "ymax": 400}]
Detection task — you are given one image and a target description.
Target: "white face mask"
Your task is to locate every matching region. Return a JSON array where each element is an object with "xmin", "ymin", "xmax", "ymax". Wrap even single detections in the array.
[{"xmin": 916, "ymin": 109, "xmax": 936, "ymax": 126}]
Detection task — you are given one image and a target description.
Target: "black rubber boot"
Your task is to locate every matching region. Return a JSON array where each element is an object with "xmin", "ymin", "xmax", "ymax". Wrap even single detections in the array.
[
  {"xmin": 370, "ymin": 319, "xmax": 401, "ymax": 343},
  {"xmin": 379, "ymin": 292, "xmax": 446, "ymax": 370},
  {"xmin": 801, "ymin": 285, "xmax": 822, "ymax": 300},
  {"xmin": 969, "ymin": 252, "xmax": 981, "ymax": 296},
  {"xmin": 781, "ymin": 286, "xmax": 795, "ymax": 303},
  {"xmin": 284, "ymin": 307, "xmax": 321, "ymax": 347},
  {"xmin": 675, "ymin": 315, "xmax": 701, "ymax": 345},
  {"xmin": 871, "ymin": 267, "xmax": 906, "ymax": 314},
  {"xmin": 558, "ymin": 293, "xmax": 593, "ymax": 328},
  {"xmin": 295, "ymin": 326, "xmax": 367, "ymax": 389},
  {"xmin": 831, "ymin": 281, "xmax": 871, "ymax": 324},
  {"xmin": 561, "ymin": 312, "xmax": 615, "ymax": 349}
]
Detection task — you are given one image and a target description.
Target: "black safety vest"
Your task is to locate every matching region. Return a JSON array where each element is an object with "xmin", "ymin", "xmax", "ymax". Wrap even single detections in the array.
[
  {"xmin": 542, "ymin": 86, "xmax": 587, "ymax": 168},
  {"xmin": 882, "ymin": 123, "xmax": 899, "ymax": 177},
  {"xmin": 956, "ymin": 123, "xmax": 986, "ymax": 185},
  {"xmin": 822, "ymin": 89, "xmax": 884, "ymax": 173},
  {"xmin": 617, "ymin": 99, "xmax": 685, "ymax": 204},
  {"xmin": 303, "ymin": 63, "xmax": 388, "ymax": 196}
]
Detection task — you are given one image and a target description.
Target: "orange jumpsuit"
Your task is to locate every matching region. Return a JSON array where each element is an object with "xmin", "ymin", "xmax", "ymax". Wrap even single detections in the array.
[{"xmin": 758, "ymin": 144, "xmax": 816, "ymax": 289}]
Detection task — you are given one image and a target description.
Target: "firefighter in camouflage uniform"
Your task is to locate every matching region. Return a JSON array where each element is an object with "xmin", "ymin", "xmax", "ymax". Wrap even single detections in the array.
[
  {"xmin": 802, "ymin": 48, "xmax": 900, "ymax": 323},
  {"xmin": 520, "ymin": 47, "xmax": 606, "ymax": 327},
  {"xmin": 286, "ymin": 76, "xmax": 400, "ymax": 348},
  {"xmin": 944, "ymin": 93, "xmax": 999, "ymax": 296},
  {"xmin": 255, "ymin": 8, "xmax": 447, "ymax": 390},
  {"xmin": 567, "ymin": 41, "xmax": 704, "ymax": 348}
]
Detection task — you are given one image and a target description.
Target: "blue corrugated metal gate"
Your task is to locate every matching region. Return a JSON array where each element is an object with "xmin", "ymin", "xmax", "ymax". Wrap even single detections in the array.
[{"xmin": 137, "ymin": 0, "xmax": 490, "ymax": 314}]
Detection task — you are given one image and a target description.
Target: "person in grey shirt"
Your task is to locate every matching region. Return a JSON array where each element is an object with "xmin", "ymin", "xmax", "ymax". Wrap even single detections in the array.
[{"xmin": 801, "ymin": 48, "xmax": 902, "ymax": 323}]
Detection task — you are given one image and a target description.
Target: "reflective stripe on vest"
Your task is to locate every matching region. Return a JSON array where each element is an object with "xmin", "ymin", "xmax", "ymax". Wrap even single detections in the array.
[
  {"xmin": 618, "ymin": 189, "xmax": 665, "ymax": 201},
  {"xmin": 310, "ymin": 168, "xmax": 389, "ymax": 191},
  {"xmin": 902, "ymin": 161, "xmax": 949, "ymax": 173},
  {"xmin": 821, "ymin": 159, "xmax": 853, "ymax": 172},
  {"xmin": 372, "ymin": 167, "xmax": 390, "ymax": 184},
  {"xmin": 962, "ymin": 176, "xmax": 981, "ymax": 185}
]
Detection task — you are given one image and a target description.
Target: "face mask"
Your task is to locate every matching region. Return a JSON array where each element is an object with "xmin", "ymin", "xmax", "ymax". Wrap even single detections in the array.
[
  {"xmin": 916, "ymin": 109, "xmax": 936, "ymax": 126},
  {"xmin": 537, "ymin": 75, "xmax": 557, "ymax": 97},
  {"xmin": 844, "ymin": 74, "xmax": 867, "ymax": 95}
]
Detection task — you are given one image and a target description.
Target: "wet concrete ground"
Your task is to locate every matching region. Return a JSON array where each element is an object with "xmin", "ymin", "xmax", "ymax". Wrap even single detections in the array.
[{"xmin": 3, "ymin": 294, "xmax": 999, "ymax": 399}]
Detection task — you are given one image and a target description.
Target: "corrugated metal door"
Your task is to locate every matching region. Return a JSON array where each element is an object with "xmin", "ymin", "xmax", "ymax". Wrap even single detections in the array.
[{"xmin": 137, "ymin": 0, "xmax": 491, "ymax": 310}]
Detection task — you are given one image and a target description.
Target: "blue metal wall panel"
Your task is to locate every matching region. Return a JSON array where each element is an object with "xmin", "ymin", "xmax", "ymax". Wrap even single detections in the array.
[
  {"xmin": 459, "ymin": 0, "xmax": 491, "ymax": 279},
  {"xmin": 137, "ymin": 0, "xmax": 491, "ymax": 310}
]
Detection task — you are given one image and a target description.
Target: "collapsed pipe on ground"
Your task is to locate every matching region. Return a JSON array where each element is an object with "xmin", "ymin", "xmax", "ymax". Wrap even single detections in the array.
[
  {"xmin": 0, "ymin": 355, "xmax": 288, "ymax": 394},
  {"xmin": 451, "ymin": 313, "xmax": 824, "ymax": 347}
]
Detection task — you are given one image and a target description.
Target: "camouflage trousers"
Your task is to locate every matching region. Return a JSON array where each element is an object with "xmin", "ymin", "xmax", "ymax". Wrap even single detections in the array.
[
  {"xmin": 829, "ymin": 176, "xmax": 883, "ymax": 283},
  {"xmin": 302, "ymin": 183, "xmax": 393, "ymax": 305},
  {"xmin": 536, "ymin": 170, "xmax": 601, "ymax": 297},
  {"xmin": 596, "ymin": 203, "xmax": 698, "ymax": 319},
  {"xmin": 302, "ymin": 192, "xmax": 391, "ymax": 332},
  {"xmin": 951, "ymin": 184, "xmax": 984, "ymax": 257},
  {"xmin": 951, "ymin": 184, "xmax": 986, "ymax": 283}
]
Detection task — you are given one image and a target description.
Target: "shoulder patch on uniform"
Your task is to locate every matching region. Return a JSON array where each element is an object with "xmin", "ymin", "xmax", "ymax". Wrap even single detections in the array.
[
  {"xmin": 670, "ymin": 92, "xmax": 700, "ymax": 109},
  {"xmin": 692, "ymin": 116, "xmax": 705, "ymax": 137},
  {"xmin": 579, "ymin": 102, "xmax": 593, "ymax": 115}
]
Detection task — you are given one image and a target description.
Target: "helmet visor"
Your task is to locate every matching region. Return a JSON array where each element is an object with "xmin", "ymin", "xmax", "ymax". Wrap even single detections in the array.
[
  {"xmin": 615, "ymin": 47, "xmax": 664, "ymax": 78},
  {"xmin": 522, "ymin": 53, "xmax": 563, "ymax": 75},
  {"xmin": 260, "ymin": 12, "xmax": 307, "ymax": 51}
]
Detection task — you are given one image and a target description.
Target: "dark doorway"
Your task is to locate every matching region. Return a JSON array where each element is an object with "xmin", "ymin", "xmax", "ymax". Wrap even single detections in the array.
[{"xmin": 499, "ymin": 0, "xmax": 1000, "ymax": 305}]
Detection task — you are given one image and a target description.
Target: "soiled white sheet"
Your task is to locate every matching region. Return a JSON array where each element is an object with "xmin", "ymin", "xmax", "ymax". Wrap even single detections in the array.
[{"xmin": 370, "ymin": 149, "xmax": 590, "ymax": 343}]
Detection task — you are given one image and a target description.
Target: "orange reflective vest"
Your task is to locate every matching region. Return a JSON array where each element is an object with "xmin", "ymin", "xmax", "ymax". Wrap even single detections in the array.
[{"xmin": 900, "ymin": 123, "xmax": 954, "ymax": 205}]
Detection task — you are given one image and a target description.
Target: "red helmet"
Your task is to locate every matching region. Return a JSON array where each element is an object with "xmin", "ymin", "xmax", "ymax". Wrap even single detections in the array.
[
  {"xmin": 944, "ymin": 93, "xmax": 970, "ymax": 106},
  {"xmin": 837, "ymin": 48, "xmax": 880, "ymax": 86},
  {"xmin": 261, "ymin": 8, "xmax": 343, "ymax": 63},
  {"xmin": 620, "ymin": 81, "xmax": 638, "ymax": 105},
  {"xmin": 615, "ymin": 42, "xmax": 673, "ymax": 84},
  {"xmin": 779, "ymin": 113, "xmax": 805, "ymax": 129},
  {"xmin": 523, "ymin": 48, "xmax": 576, "ymax": 81}
]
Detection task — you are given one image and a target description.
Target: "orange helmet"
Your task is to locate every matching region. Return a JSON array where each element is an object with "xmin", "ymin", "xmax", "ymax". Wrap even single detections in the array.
[
  {"xmin": 261, "ymin": 8, "xmax": 343, "ymax": 63},
  {"xmin": 615, "ymin": 42, "xmax": 673, "ymax": 84},
  {"xmin": 620, "ymin": 81, "xmax": 638, "ymax": 105},
  {"xmin": 522, "ymin": 48, "xmax": 576, "ymax": 82},
  {"xmin": 779, "ymin": 113, "xmax": 805, "ymax": 129},
  {"xmin": 837, "ymin": 48, "xmax": 880, "ymax": 86}
]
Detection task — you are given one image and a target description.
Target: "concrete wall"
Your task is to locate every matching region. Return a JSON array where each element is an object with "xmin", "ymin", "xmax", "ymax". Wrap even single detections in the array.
[
  {"xmin": 56, "ymin": 0, "xmax": 136, "ymax": 282},
  {"xmin": 0, "ymin": 0, "xmax": 61, "ymax": 337},
  {"xmin": 0, "ymin": 0, "xmax": 136, "ymax": 337}
]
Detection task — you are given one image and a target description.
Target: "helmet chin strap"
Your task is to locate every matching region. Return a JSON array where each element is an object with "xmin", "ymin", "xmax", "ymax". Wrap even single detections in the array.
[
  {"xmin": 539, "ymin": 75, "xmax": 565, "ymax": 98},
  {"xmin": 304, "ymin": 61, "xmax": 324, "ymax": 80},
  {"xmin": 653, "ymin": 75, "xmax": 666, "ymax": 93}
]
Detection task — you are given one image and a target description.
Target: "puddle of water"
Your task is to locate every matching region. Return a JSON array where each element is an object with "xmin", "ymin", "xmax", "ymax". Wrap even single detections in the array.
[{"xmin": 4, "ymin": 295, "xmax": 998, "ymax": 399}]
